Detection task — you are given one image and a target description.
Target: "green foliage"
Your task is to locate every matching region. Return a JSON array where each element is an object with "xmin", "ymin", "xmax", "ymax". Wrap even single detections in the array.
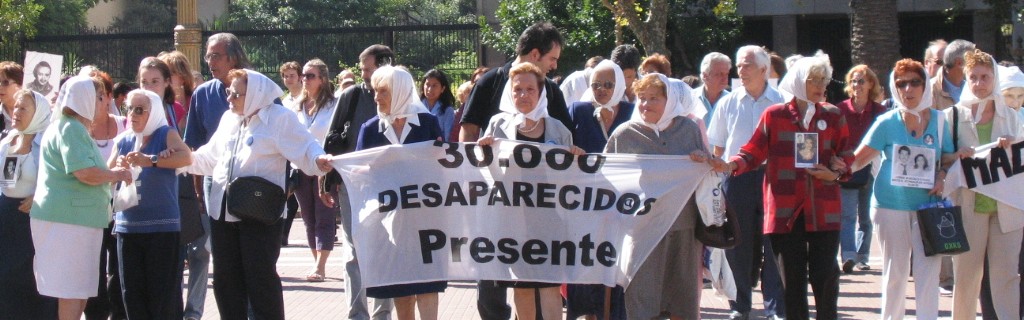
[
  {"xmin": 481, "ymin": 0, "xmax": 618, "ymax": 75},
  {"xmin": 665, "ymin": 0, "xmax": 744, "ymax": 76},
  {"xmin": 35, "ymin": 0, "xmax": 96, "ymax": 35},
  {"xmin": 0, "ymin": 0, "xmax": 43, "ymax": 45}
]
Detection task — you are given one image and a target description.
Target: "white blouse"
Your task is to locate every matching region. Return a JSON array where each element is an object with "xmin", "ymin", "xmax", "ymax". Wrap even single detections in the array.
[
  {"xmin": 186, "ymin": 104, "xmax": 328, "ymax": 221},
  {"xmin": 294, "ymin": 98, "xmax": 337, "ymax": 143},
  {"xmin": 0, "ymin": 134, "xmax": 42, "ymax": 198}
]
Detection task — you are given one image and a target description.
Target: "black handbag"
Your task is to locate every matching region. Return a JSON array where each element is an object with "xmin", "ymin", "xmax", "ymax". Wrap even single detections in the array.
[
  {"xmin": 916, "ymin": 199, "xmax": 970, "ymax": 256},
  {"xmin": 226, "ymin": 176, "xmax": 286, "ymax": 225},
  {"xmin": 695, "ymin": 204, "xmax": 740, "ymax": 249}
]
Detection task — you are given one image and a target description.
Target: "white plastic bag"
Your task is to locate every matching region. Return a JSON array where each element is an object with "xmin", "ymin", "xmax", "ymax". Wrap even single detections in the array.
[
  {"xmin": 709, "ymin": 248, "xmax": 736, "ymax": 300},
  {"xmin": 695, "ymin": 171, "xmax": 727, "ymax": 226},
  {"xmin": 112, "ymin": 167, "xmax": 142, "ymax": 212}
]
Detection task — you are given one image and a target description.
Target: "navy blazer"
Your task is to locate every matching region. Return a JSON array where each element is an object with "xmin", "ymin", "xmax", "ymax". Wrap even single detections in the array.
[
  {"xmin": 568, "ymin": 101, "xmax": 635, "ymax": 153},
  {"xmin": 355, "ymin": 113, "xmax": 443, "ymax": 150}
]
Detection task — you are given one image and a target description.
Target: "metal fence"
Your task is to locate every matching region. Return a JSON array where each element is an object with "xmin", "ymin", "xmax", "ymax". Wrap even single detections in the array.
[{"xmin": 1, "ymin": 23, "xmax": 481, "ymax": 84}]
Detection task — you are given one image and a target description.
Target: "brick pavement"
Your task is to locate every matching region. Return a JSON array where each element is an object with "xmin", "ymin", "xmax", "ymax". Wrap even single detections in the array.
[{"xmin": 184, "ymin": 219, "xmax": 964, "ymax": 319}]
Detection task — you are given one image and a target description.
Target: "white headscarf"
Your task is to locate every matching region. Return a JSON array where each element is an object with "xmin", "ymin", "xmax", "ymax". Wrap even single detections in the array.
[
  {"xmin": 240, "ymin": 70, "xmax": 285, "ymax": 118},
  {"xmin": 372, "ymin": 66, "xmax": 429, "ymax": 134},
  {"xmin": 579, "ymin": 60, "xmax": 626, "ymax": 113},
  {"xmin": 126, "ymin": 89, "xmax": 168, "ymax": 151},
  {"xmin": 959, "ymin": 58, "xmax": 1010, "ymax": 124},
  {"xmin": 498, "ymin": 67, "xmax": 549, "ymax": 127},
  {"xmin": 57, "ymin": 75, "xmax": 98, "ymax": 122},
  {"xmin": 778, "ymin": 56, "xmax": 833, "ymax": 129},
  {"xmin": 888, "ymin": 65, "xmax": 934, "ymax": 117},
  {"xmin": 629, "ymin": 74, "xmax": 686, "ymax": 135},
  {"xmin": 0, "ymin": 91, "xmax": 52, "ymax": 147},
  {"xmin": 999, "ymin": 65, "xmax": 1024, "ymax": 92}
]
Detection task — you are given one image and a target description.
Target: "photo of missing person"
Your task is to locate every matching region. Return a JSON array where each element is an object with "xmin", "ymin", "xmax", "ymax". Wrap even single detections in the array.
[
  {"xmin": 2, "ymin": 156, "xmax": 18, "ymax": 183},
  {"xmin": 794, "ymin": 132, "xmax": 818, "ymax": 168},
  {"xmin": 22, "ymin": 51, "xmax": 63, "ymax": 102},
  {"xmin": 890, "ymin": 143, "xmax": 936, "ymax": 189}
]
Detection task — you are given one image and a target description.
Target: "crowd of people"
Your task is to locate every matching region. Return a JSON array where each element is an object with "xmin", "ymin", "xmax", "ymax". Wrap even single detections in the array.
[{"xmin": 2, "ymin": 19, "xmax": 1024, "ymax": 320}]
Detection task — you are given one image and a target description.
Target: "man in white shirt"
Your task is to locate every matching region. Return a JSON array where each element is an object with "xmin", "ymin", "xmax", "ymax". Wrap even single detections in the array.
[
  {"xmin": 279, "ymin": 61, "xmax": 302, "ymax": 109},
  {"xmin": 706, "ymin": 45, "xmax": 787, "ymax": 320}
]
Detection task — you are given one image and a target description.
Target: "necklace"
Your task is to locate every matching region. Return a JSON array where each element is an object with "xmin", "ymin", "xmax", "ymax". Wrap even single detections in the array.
[
  {"xmin": 92, "ymin": 117, "xmax": 114, "ymax": 147},
  {"xmin": 517, "ymin": 118, "xmax": 542, "ymax": 133}
]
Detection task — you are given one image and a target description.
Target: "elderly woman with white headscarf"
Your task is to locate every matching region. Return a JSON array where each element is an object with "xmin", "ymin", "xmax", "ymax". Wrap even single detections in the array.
[
  {"xmin": 30, "ymin": 75, "xmax": 134, "ymax": 320},
  {"xmin": 999, "ymin": 65, "xmax": 1024, "ymax": 120},
  {"xmin": 848, "ymin": 58, "xmax": 958, "ymax": 320},
  {"xmin": 355, "ymin": 65, "xmax": 446, "ymax": 320},
  {"xmin": 108, "ymin": 89, "xmax": 192, "ymax": 319},
  {"xmin": 0, "ymin": 89, "xmax": 56, "ymax": 319},
  {"xmin": 604, "ymin": 73, "xmax": 707, "ymax": 320},
  {"xmin": 185, "ymin": 69, "xmax": 333, "ymax": 320},
  {"xmin": 943, "ymin": 49, "xmax": 1024, "ymax": 320},
  {"xmin": 567, "ymin": 59, "xmax": 634, "ymax": 154},
  {"xmin": 709, "ymin": 55, "xmax": 851, "ymax": 320},
  {"xmin": 476, "ymin": 62, "xmax": 582, "ymax": 320}
]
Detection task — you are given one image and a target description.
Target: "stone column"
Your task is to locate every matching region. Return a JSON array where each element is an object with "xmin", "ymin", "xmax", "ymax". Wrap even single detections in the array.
[{"xmin": 175, "ymin": 0, "xmax": 203, "ymax": 72}]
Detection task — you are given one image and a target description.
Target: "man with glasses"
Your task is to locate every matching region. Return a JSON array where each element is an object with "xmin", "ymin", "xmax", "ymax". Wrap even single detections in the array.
[
  {"xmin": 930, "ymin": 39, "xmax": 974, "ymax": 112},
  {"xmin": 923, "ymin": 39, "xmax": 947, "ymax": 78},
  {"xmin": 181, "ymin": 32, "xmax": 252, "ymax": 320}
]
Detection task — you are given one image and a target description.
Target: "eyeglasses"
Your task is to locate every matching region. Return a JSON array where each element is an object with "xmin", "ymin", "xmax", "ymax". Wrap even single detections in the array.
[
  {"xmin": 128, "ymin": 106, "xmax": 149, "ymax": 115},
  {"xmin": 590, "ymin": 81, "xmax": 615, "ymax": 90},
  {"xmin": 806, "ymin": 77, "xmax": 831, "ymax": 87},
  {"xmin": 0, "ymin": 79, "xmax": 13, "ymax": 87},
  {"xmin": 226, "ymin": 88, "xmax": 246, "ymax": 100},
  {"xmin": 894, "ymin": 78, "xmax": 925, "ymax": 89},
  {"xmin": 849, "ymin": 79, "xmax": 866, "ymax": 86},
  {"xmin": 302, "ymin": 73, "xmax": 318, "ymax": 80},
  {"xmin": 204, "ymin": 52, "xmax": 223, "ymax": 62}
]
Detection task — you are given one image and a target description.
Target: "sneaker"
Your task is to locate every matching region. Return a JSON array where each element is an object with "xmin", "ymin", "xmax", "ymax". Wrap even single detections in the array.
[
  {"xmin": 939, "ymin": 285, "xmax": 953, "ymax": 296},
  {"xmin": 842, "ymin": 259, "xmax": 855, "ymax": 274},
  {"xmin": 855, "ymin": 262, "xmax": 871, "ymax": 270},
  {"xmin": 729, "ymin": 311, "xmax": 749, "ymax": 320},
  {"xmin": 703, "ymin": 278, "xmax": 712, "ymax": 289}
]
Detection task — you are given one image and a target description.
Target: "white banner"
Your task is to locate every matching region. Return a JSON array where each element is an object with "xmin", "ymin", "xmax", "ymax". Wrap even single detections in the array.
[
  {"xmin": 330, "ymin": 139, "xmax": 709, "ymax": 288},
  {"xmin": 944, "ymin": 140, "xmax": 1024, "ymax": 211}
]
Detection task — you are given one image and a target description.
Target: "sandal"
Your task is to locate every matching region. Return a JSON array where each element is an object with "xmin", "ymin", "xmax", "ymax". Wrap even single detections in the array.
[{"xmin": 306, "ymin": 272, "xmax": 325, "ymax": 282}]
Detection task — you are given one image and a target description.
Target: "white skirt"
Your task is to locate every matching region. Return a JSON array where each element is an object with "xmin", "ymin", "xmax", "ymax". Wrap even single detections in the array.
[{"xmin": 30, "ymin": 218, "xmax": 103, "ymax": 299}]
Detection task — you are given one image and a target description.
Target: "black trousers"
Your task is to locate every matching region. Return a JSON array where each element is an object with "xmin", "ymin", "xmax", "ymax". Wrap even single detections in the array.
[
  {"xmin": 210, "ymin": 218, "xmax": 285, "ymax": 320},
  {"xmin": 0, "ymin": 195, "xmax": 56, "ymax": 319},
  {"xmin": 85, "ymin": 223, "xmax": 127, "ymax": 320},
  {"xmin": 768, "ymin": 215, "xmax": 841, "ymax": 320},
  {"xmin": 117, "ymin": 231, "xmax": 182, "ymax": 320}
]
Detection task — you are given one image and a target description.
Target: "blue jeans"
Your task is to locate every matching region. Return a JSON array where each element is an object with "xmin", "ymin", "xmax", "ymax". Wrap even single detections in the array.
[
  {"xmin": 839, "ymin": 175, "xmax": 873, "ymax": 263},
  {"xmin": 183, "ymin": 213, "xmax": 210, "ymax": 319}
]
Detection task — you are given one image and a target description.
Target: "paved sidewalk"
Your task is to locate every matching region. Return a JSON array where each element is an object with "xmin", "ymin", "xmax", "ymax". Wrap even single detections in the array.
[{"xmin": 184, "ymin": 219, "xmax": 962, "ymax": 319}]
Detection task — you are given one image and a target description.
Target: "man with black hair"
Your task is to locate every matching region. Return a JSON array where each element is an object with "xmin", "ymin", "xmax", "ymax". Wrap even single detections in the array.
[
  {"xmin": 320, "ymin": 44, "xmax": 396, "ymax": 320},
  {"xmin": 458, "ymin": 21, "xmax": 571, "ymax": 320},
  {"xmin": 458, "ymin": 21, "xmax": 572, "ymax": 143},
  {"xmin": 611, "ymin": 44, "xmax": 641, "ymax": 103}
]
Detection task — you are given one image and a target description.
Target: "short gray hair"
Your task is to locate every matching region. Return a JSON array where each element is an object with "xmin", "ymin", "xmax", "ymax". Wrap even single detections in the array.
[
  {"xmin": 207, "ymin": 33, "xmax": 251, "ymax": 69},
  {"xmin": 924, "ymin": 39, "xmax": 947, "ymax": 61},
  {"xmin": 700, "ymin": 52, "xmax": 731, "ymax": 75},
  {"xmin": 736, "ymin": 45, "xmax": 771, "ymax": 78},
  {"xmin": 943, "ymin": 39, "xmax": 975, "ymax": 68}
]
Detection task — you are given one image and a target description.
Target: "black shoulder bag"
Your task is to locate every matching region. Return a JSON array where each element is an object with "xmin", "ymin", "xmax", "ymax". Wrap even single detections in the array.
[
  {"xmin": 225, "ymin": 120, "xmax": 286, "ymax": 225},
  {"xmin": 321, "ymin": 89, "xmax": 362, "ymax": 191}
]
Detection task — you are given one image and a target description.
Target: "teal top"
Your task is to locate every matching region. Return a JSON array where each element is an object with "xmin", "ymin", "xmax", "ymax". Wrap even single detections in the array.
[
  {"xmin": 31, "ymin": 114, "xmax": 112, "ymax": 228},
  {"xmin": 862, "ymin": 109, "xmax": 955, "ymax": 211}
]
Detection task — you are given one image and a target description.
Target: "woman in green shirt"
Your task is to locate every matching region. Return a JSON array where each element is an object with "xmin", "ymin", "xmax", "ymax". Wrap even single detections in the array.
[{"xmin": 29, "ymin": 75, "xmax": 133, "ymax": 320}]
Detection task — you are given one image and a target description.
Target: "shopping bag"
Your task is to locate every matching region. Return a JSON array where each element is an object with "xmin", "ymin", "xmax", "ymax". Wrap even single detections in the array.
[{"xmin": 916, "ymin": 199, "xmax": 970, "ymax": 257}]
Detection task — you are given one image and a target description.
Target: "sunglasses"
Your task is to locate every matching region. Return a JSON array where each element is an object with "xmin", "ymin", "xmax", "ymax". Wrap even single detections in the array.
[
  {"xmin": 590, "ymin": 81, "xmax": 615, "ymax": 90},
  {"xmin": 894, "ymin": 78, "xmax": 924, "ymax": 89},
  {"xmin": 128, "ymin": 106, "xmax": 149, "ymax": 115},
  {"xmin": 302, "ymin": 73, "xmax": 318, "ymax": 80},
  {"xmin": 226, "ymin": 88, "xmax": 246, "ymax": 100}
]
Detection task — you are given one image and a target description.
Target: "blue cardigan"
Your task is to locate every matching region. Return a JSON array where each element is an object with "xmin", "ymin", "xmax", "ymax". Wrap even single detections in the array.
[
  {"xmin": 355, "ymin": 113, "xmax": 443, "ymax": 150},
  {"xmin": 568, "ymin": 101, "xmax": 635, "ymax": 153}
]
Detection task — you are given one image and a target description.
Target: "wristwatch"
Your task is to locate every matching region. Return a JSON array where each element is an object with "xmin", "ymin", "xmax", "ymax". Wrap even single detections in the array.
[{"xmin": 149, "ymin": 154, "xmax": 158, "ymax": 167}]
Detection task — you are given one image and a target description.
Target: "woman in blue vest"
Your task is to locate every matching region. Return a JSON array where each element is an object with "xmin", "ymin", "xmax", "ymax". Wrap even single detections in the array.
[
  {"xmin": 358, "ymin": 66, "xmax": 446, "ymax": 320},
  {"xmin": 110, "ymin": 89, "xmax": 192, "ymax": 319}
]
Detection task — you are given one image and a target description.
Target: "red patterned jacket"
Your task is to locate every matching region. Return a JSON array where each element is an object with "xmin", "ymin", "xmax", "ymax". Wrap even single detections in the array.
[{"xmin": 729, "ymin": 100, "xmax": 853, "ymax": 234}]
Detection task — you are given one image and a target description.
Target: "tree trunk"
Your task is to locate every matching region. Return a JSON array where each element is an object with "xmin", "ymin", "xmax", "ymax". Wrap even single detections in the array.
[
  {"xmin": 601, "ymin": 0, "xmax": 669, "ymax": 56},
  {"xmin": 850, "ymin": 0, "xmax": 900, "ymax": 91}
]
